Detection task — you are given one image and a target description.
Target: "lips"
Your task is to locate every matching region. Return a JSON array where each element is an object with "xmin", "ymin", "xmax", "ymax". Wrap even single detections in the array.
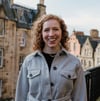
[
  {"xmin": 48, "ymin": 37, "xmax": 57, "ymax": 42},
  {"xmin": 48, "ymin": 38, "xmax": 56, "ymax": 42}
]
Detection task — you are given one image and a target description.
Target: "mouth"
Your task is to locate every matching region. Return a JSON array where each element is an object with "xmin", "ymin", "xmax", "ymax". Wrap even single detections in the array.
[{"xmin": 48, "ymin": 37, "xmax": 57, "ymax": 42}]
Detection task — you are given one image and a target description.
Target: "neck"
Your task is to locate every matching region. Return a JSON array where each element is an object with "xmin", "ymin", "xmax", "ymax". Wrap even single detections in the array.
[{"xmin": 43, "ymin": 46, "xmax": 60, "ymax": 54}]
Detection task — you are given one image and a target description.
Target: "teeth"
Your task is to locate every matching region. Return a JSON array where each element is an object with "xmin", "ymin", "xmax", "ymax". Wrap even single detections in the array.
[{"xmin": 49, "ymin": 38, "xmax": 56, "ymax": 41}]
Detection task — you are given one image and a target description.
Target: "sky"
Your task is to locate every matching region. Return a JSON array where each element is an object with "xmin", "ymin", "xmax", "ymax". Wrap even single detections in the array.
[{"xmin": 14, "ymin": 0, "xmax": 100, "ymax": 36}]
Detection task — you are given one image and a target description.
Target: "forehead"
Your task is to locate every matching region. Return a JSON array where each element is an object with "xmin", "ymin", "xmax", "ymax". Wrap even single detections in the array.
[{"xmin": 43, "ymin": 19, "xmax": 60, "ymax": 28}]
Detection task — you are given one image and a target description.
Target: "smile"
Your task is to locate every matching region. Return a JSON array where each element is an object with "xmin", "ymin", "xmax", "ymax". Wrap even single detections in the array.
[{"xmin": 48, "ymin": 37, "xmax": 56, "ymax": 41}]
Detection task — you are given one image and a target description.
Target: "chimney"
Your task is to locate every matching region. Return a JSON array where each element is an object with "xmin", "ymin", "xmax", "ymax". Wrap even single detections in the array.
[
  {"xmin": 37, "ymin": 0, "xmax": 46, "ymax": 17},
  {"xmin": 73, "ymin": 30, "xmax": 84, "ymax": 36},
  {"xmin": 90, "ymin": 29, "xmax": 99, "ymax": 38},
  {"xmin": 40, "ymin": 0, "xmax": 44, "ymax": 4}
]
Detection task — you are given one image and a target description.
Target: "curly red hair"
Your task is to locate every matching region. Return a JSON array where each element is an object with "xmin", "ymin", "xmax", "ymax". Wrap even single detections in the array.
[{"xmin": 32, "ymin": 14, "xmax": 69, "ymax": 51}]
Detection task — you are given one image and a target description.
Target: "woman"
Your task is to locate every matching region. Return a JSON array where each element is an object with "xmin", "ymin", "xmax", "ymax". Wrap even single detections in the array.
[{"xmin": 15, "ymin": 14, "xmax": 87, "ymax": 101}]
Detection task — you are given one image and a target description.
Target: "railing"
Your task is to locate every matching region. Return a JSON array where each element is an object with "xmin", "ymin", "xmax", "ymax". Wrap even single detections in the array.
[{"xmin": 85, "ymin": 65, "xmax": 100, "ymax": 101}]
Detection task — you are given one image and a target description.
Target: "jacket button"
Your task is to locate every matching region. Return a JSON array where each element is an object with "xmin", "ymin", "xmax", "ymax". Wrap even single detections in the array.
[
  {"xmin": 68, "ymin": 74, "xmax": 71, "ymax": 78},
  {"xmin": 51, "ymin": 82, "xmax": 54, "ymax": 86},
  {"xmin": 53, "ymin": 66, "xmax": 57, "ymax": 70},
  {"xmin": 29, "ymin": 74, "xmax": 33, "ymax": 77}
]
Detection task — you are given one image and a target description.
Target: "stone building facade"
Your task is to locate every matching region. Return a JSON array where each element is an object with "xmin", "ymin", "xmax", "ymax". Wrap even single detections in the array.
[
  {"xmin": 0, "ymin": 0, "xmax": 46, "ymax": 99},
  {"xmin": 68, "ymin": 29, "xmax": 100, "ymax": 70}
]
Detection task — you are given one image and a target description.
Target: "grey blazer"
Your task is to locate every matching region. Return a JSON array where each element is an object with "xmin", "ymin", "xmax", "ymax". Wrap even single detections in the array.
[{"xmin": 15, "ymin": 48, "xmax": 87, "ymax": 101}]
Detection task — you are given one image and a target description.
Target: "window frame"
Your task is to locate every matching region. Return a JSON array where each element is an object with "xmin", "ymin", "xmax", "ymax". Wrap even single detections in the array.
[
  {"xmin": 19, "ymin": 55, "xmax": 25, "ymax": 70},
  {"xmin": 0, "ymin": 19, "xmax": 4, "ymax": 37},
  {"xmin": 0, "ymin": 80, "xmax": 2, "ymax": 97},
  {"xmin": 20, "ymin": 32, "xmax": 26, "ymax": 47},
  {"xmin": 0, "ymin": 48, "xmax": 3, "ymax": 68}
]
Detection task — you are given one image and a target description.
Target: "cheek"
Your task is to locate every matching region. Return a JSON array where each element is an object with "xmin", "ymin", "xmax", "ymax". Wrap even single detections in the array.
[{"xmin": 42, "ymin": 33, "xmax": 47, "ymax": 41}]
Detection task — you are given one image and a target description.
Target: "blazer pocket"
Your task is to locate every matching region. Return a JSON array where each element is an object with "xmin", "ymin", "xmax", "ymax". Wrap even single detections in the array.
[
  {"xmin": 27, "ymin": 69, "xmax": 41, "ymax": 79},
  {"xmin": 60, "ymin": 70, "xmax": 77, "ymax": 80}
]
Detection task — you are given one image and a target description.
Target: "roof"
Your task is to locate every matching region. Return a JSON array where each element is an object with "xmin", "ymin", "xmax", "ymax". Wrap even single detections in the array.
[
  {"xmin": 76, "ymin": 34, "xmax": 100, "ymax": 51},
  {"xmin": 0, "ymin": 0, "xmax": 15, "ymax": 20},
  {"xmin": 12, "ymin": 4, "xmax": 38, "ymax": 29},
  {"xmin": 76, "ymin": 35, "xmax": 88, "ymax": 47},
  {"xmin": 0, "ymin": 0, "xmax": 38, "ymax": 29},
  {"xmin": 89, "ymin": 38, "xmax": 98, "ymax": 51}
]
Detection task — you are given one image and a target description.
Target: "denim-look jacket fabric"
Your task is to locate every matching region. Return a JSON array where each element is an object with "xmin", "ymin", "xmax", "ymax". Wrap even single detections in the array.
[{"xmin": 15, "ymin": 48, "xmax": 87, "ymax": 101}]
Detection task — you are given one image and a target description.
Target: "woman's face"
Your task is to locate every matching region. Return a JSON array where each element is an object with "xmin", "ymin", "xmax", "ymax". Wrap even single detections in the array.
[{"xmin": 42, "ymin": 19, "xmax": 62, "ymax": 49}]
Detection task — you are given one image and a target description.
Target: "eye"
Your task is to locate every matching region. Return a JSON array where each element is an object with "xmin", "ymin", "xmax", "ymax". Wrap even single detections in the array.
[
  {"xmin": 44, "ymin": 28, "xmax": 49, "ymax": 32},
  {"xmin": 53, "ymin": 28, "xmax": 60, "ymax": 31},
  {"xmin": 53, "ymin": 28, "xmax": 59, "ymax": 31}
]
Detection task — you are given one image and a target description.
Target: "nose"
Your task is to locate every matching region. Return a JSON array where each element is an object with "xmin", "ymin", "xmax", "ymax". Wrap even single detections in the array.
[{"xmin": 49, "ymin": 30, "xmax": 54, "ymax": 36}]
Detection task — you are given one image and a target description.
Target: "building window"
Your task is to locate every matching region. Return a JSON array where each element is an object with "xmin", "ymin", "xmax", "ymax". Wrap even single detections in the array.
[
  {"xmin": 0, "ymin": 48, "xmax": 3, "ymax": 68},
  {"xmin": 97, "ymin": 48, "xmax": 100, "ymax": 54},
  {"xmin": 89, "ymin": 61, "xmax": 91, "ymax": 67},
  {"xmin": 19, "ymin": 55, "xmax": 25, "ymax": 70},
  {"xmin": 97, "ymin": 57, "xmax": 100, "ymax": 65},
  {"xmin": 0, "ymin": 19, "xmax": 4, "ymax": 36},
  {"xmin": 73, "ymin": 42, "xmax": 76, "ymax": 51},
  {"xmin": 84, "ymin": 49, "xmax": 87, "ymax": 55},
  {"xmin": 17, "ymin": 9, "xmax": 26, "ymax": 23},
  {"xmin": 84, "ymin": 60, "xmax": 86, "ymax": 66},
  {"xmin": 0, "ymin": 80, "xmax": 2, "ymax": 97},
  {"xmin": 84, "ymin": 48, "xmax": 91, "ymax": 56},
  {"xmin": 87, "ymin": 49, "xmax": 91, "ymax": 56},
  {"xmin": 20, "ymin": 32, "xmax": 26, "ymax": 47}
]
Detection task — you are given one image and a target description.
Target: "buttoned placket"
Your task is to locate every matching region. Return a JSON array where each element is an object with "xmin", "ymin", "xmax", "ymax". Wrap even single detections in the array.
[
  {"xmin": 39, "ymin": 51, "xmax": 65, "ymax": 100},
  {"xmin": 49, "ymin": 53, "xmax": 61, "ymax": 99},
  {"xmin": 40, "ymin": 55, "xmax": 52, "ymax": 100}
]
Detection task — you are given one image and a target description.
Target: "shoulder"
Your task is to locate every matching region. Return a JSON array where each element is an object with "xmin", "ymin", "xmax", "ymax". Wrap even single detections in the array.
[
  {"xmin": 61, "ymin": 48, "xmax": 81, "ymax": 64},
  {"xmin": 66, "ymin": 53, "xmax": 84, "ymax": 74},
  {"xmin": 24, "ymin": 50, "xmax": 41, "ymax": 63},
  {"xmin": 66, "ymin": 52, "xmax": 82, "ymax": 68},
  {"xmin": 67, "ymin": 52, "xmax": 79, "ymax": 61}
]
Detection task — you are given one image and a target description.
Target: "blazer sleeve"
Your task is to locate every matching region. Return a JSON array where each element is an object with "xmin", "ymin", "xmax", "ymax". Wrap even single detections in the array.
[
  {"xmin": 71, "ymin": 61, "xmax": 87, "ymax": 101},
  {"xmin": 15, "ymin": 58, "xmax": 29, "ymax": 101}
]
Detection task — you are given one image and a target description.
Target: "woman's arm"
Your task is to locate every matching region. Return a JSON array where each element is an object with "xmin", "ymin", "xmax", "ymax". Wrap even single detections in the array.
[
  {"xmin": 15, "ymin": 59, "xmax": 29, "ymax": 101},
  {"xmin": 72, "ymin": 61, "xmax": 87, "ymax": 101}
]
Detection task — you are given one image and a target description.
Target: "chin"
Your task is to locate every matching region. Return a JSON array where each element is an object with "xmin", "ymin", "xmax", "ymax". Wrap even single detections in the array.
[
  {"xmin": 48, "ymin": 45, "xmax": 57, "ymax": 48},
  {"xmin": 48, "ymin": 43, "xmax": 58, "ymax": 48}
]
